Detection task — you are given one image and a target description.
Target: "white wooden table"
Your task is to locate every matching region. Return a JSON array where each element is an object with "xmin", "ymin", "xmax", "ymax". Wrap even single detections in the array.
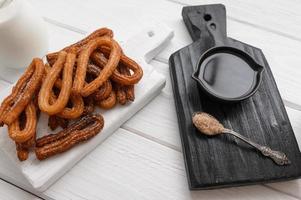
[{"xmin": 1, "ymin": 0, "xmax": 301, "ymax": 199}]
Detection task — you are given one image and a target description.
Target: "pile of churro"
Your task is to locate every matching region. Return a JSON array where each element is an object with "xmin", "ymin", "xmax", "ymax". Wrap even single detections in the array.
[{"xmin": 0, "ymin": 28, "xmax": 143, "ymax": 161}]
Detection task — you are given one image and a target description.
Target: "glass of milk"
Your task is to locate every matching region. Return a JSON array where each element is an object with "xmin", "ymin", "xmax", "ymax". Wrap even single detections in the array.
[{"xmin": 0, "ymin": 0, "xmax": 48, "ymax": 69}]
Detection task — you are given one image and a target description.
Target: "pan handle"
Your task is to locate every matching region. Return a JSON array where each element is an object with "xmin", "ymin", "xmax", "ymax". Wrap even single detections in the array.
[{"xmin": 206, "ymin": 21, "xmax": 226, "ymax": 47}]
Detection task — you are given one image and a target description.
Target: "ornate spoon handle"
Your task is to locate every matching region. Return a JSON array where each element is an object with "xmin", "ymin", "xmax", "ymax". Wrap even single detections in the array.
[{"xmin": 223, "ymin": 129, "xmax": 291, "ymax": 166}]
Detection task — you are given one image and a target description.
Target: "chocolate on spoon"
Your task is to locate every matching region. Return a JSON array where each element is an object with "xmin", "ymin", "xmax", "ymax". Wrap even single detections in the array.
[{"xmin": 192, "ymin": 112, "xmax": 291, "ymax": 166}]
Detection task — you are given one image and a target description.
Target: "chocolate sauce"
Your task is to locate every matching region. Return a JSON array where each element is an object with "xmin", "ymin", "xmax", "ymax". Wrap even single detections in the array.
[{"xmin": 197, "ymin": 52, "xmax": 257, "ymax": 99}]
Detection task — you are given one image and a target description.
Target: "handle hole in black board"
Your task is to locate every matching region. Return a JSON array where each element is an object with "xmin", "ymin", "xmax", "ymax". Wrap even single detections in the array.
[
  {"xmin": 203, "ymin": 14, "xmax": 212, "ymax": 21},
  {"xmin": 210, "ymin": 23, "xmax": 216, "ymax": 30}
]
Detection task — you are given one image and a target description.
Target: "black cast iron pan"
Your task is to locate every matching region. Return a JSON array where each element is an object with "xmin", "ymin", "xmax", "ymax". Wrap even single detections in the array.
[{"xmin": 192, "ymin": 20, "xmax": 264, "ymax": 103}]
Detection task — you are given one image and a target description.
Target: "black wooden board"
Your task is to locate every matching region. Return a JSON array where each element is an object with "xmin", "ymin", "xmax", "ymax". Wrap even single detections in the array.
[{"xmin": 169, "ymin": 4, "xmax": 301, "ymax": 189}]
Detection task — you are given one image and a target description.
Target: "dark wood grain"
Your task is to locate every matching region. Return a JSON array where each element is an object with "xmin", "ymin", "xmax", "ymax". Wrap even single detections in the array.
[{"xmin": 169, "ymin": 4, "xmax": 301, "ymax": 190}]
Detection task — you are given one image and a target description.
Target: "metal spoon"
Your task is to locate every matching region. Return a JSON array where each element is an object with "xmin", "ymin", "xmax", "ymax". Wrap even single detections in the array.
[{"xmin": 192, "ymin": 112, "xmax": 291, "ymax": 166}]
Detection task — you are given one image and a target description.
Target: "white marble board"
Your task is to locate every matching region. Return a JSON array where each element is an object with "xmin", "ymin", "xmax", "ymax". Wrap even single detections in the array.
[{"xmin": 0, "ymin": 24, "xmax": 173, "ymax": 191}]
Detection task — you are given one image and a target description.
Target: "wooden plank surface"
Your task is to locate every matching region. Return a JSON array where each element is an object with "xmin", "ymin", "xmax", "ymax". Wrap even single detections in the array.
[
  {"xmin": 0, "ymin": 179, "xmax": 40, "ymax": 200},
  {"xmin": 170, "ymin": 0, "xmax": 301, "ymax": 41},
  {"xmin": 27, "ymin": 0, "xmax": 301, "ymax": 108},
  {"xmin": 41, "ymin": 129, "xmax": 300, "ymax": 200},
  {"xmin": 1, "ymin": 126, "xmax": 297, "ymax": 200},
  {"xmin": 43, "ymin": 6, "xmax": 301, "ymax": 199},
  {"xmin": 3, "ymin": 129, "xmax": 298, "ymax": 200},
  {"xmin": 0, "ymin": 0, "xmax": 300, "ymax": 199}
]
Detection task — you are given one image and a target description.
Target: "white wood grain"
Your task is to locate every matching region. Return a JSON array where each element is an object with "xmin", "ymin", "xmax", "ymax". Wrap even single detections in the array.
[
  {"xmin": 43, "ymin": 129, "xmax": 300, "ymax": 200},
  {"xmin": 0, "ymin": 180, "xmax": 40, "ymax": 200},
  {"xmin": 0, "ymin": 79, "xmax": 11, "ymax": 90},
  {"xmin": 0, "ymin": 0, "xmax": 299, "ymax": 199},
  {"xmin": 27, "ymin": 0, "xmax": 191, "ymax": 60},
  {"xmin": 266, "ymin": 180, "xmax": 301, "ymax": 199},
  {"xmin": 170, "ymin": 0, "xmax": 301, "ymax": 41},
  {"xmin": 123, "ymin": 61, "xmax": 181, "ymax": 151},
  {"xmin": 1, "ymin": 129, "xmax": 298, "ymax": 200},
  {"xmin": 0, "ymin": 25, "xmax": 298, "ymax": 200},
  {"xmin": 27, "ymin": 0, "xmax": 301, "ymax": 108}
]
